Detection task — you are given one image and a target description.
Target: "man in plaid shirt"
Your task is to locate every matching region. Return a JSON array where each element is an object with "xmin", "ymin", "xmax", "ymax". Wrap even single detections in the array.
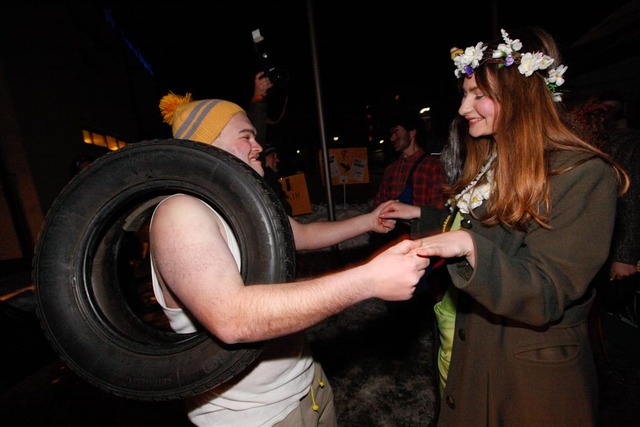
[
  {"xmin": 373, "ymin": 111, "xmax": 447, "ymax": 209},
  {"xmin": 372, "ymin": 110, "xmax": 449, "ymax": 315}
]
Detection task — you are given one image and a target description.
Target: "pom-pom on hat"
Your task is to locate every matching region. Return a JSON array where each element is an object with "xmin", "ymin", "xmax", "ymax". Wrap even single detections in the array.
[{"xmin": 159, "ymin": 92, "xmax": 244, "ymax": 144}]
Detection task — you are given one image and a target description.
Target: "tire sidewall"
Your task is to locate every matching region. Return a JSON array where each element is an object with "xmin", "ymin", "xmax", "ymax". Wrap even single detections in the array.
[{"xmin": 33, "ymin": 139, "xmax": 295, "ymax": 400}]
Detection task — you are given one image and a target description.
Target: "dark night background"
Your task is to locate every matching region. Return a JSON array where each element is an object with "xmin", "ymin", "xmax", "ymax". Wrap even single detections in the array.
[
  {"xmin": 1, "ymin": 3, "xmax": 640, "ymax": 425},
  {"xmin": 104, "ymin": 0, "xmax": 639, "ymax": 148},
  {"xmin": 1, "ymin": 0, "xmax": 637, "ymax": 262}
]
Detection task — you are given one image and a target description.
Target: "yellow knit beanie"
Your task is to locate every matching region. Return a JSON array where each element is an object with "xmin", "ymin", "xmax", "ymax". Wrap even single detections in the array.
[{"xmin": 159, "ymin": 92, "xmax": 245, "ymax": 144}]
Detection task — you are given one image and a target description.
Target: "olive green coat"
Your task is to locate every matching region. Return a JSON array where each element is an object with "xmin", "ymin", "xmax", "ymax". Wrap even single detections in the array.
[{"xmin": 413, "ymin": 152, "xmax": 618, "ymax": 426}]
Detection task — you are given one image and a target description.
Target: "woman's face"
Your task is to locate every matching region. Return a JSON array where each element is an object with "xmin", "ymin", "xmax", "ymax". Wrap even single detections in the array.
[{"xmin": 458, "ymin": 74, "xmax": 499, "ymax": 137}]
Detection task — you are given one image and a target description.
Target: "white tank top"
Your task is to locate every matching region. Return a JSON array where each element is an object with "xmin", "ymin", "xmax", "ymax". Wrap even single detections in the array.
[{"xmin": 150, "ymin": 195, "xmax": 313, "ymax": 426}]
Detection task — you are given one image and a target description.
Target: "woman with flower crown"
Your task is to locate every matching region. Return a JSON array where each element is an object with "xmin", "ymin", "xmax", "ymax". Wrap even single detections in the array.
[{"xmin": 380, "ymin": 26, "xmax": 629, "ymax": 426}]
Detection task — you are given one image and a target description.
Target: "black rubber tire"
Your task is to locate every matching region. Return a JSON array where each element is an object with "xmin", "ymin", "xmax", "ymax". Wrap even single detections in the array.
[{"xmin": 32, "ymin": 139, "xmax": 296, "ymax": 401}]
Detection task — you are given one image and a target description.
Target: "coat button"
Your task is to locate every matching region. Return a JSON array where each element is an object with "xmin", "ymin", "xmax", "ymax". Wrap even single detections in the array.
[
  {"xmin": 446, "ymin": 395, "xmax": 456, "ymax": 409},
  {"xmin": 458, "ymin": 328, "xmax": 466, "ymax": 341}
]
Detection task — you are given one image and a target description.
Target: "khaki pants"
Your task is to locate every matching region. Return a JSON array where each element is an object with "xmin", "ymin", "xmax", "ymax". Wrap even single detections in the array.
[{"xmin": 275, "ymin": 361, "xmax": 337, "ymax": 427}]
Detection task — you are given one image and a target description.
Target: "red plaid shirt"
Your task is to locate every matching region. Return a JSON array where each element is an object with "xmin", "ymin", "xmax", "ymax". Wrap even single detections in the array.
[{"xmin": 374, "ymin": 149, "xmax": 447, "ymax": 208}]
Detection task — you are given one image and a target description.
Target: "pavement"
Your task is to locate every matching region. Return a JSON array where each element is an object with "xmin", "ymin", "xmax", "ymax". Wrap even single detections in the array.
[{"xmin": 0, "ymin": 266, "xmax": 193, "ymax": 426}]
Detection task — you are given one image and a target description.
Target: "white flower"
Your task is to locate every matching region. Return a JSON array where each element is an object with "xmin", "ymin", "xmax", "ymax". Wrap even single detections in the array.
[
  {"xmin": 453, "ymin": 42, "xmax": 487, "ymax": 78},
  {"xmin": 500, "ymin": 29, "xmax": 511, "ymax": 43},
  {"xmin": 495, "ymin": 30, "xmax": 522, "ymax": 58},
  {"xmin": 546, "ymin": 64, "xmax": 567, "ymax": 87},
  {"xmin": 465, "ymin": 42, "xmax": 487, "ymax": 68},
  {"xmin": 537, "ymin": 55, "xmax": 554, "ymax": 70},
  {"xmin": 517, "ymin": 53, "xmax": 537, "ymax": 77},
  {"xmin": 493, "ymin": 43, "xmax": 513, "ymax": 58},
  {"xmin": 518, "ymin": 52, "xmax": 553, "ymax": 76},
  {"xmin": 451, "ymin": 29, "xmax": 567, "ymax": 102}
]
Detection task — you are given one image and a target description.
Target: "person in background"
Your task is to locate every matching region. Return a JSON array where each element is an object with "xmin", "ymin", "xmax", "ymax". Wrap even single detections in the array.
[
  {"xmin": 380, "ymin": 27, "xmax": 629, "ymax": 425},
  {"xmin": 564, "ymin": 94, "xmax": 639, "ymax": 282},
  {"xmin": 155, "ymin": 92, "xmax": 430, "ymax": 427},
  {"xmin": 439, "ymin": 116, "xmax": 467, "ymax": 185},
  {"xmin": 373, "ymin": 109, "xmax": 447, "ymax": 211},
  {"xmin": 383, "ymin": 115, "xmax": 468, "ymax": 230},
  {"xmin": 261, "ymin": 142, "xmax": 293, "ymax": 215},
  {"xmin": 248, "ymin": 71, "xmax": 294, "ymax": 216},
  {"xmin": 247, "ymin": 70, "xmax": 272, "ymax": 144},
  {"xmin": 600, "ymin": 94, "xmax": 640, "ymax": 282},
  {"xmin": 564, "ymin": 93, "xmax": 640, "ymax": 403},
  {"xmin": 371, "ymin": 109, "xmax": 448, "ymax": 307}
]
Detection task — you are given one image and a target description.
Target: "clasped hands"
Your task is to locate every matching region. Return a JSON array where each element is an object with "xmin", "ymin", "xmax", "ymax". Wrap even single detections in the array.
[{"xmin": 378, "ymin": 200, "xmax": 476, "ymax": 268}]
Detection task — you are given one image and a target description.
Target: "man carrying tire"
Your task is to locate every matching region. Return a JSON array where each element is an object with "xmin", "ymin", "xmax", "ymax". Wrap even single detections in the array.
[{"xmin": 153, "ymin": 93, "xmax": 430, "ymax": 426}]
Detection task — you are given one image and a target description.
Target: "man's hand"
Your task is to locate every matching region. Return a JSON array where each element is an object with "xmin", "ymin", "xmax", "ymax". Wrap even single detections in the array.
[
  {"xmin": 369, "ymin": 199, "xmax": 399, "ymax": 234},
  {"xmin": 363, "ymin": 239, "xmax": 430, "ymax": 301}
]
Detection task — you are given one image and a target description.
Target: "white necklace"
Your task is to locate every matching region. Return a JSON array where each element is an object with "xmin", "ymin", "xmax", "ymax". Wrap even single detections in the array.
[{"xmin": 450, "ymin": 152, "xmax": 496, "ymax": 214}]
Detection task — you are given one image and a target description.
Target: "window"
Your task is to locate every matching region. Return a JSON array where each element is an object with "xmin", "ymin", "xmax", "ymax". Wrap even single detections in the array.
[{"xmin": 82, "ymin": 129, "xmax": 128, "ymax": 150}]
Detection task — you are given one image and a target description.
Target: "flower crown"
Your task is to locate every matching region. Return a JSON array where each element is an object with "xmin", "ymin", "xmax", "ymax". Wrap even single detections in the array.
[{"xmin": 450, "ymin": 29, "xmax": 568, "ymax": 102}]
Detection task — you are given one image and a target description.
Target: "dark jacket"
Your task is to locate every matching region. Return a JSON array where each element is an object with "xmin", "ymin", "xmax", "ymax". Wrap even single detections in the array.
[
  {"xmin": 414, "ymin": 151, "xmax": 618, "ymax": 426},
  {"xmin": 606, "ymin": 128, "xmax": 640, "ymax": 266}
]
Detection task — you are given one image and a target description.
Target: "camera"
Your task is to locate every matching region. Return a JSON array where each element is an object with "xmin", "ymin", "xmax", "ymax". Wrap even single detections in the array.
[{"xmin": 252, "ymin": 29, "xmax": 289, "ymax": 91}]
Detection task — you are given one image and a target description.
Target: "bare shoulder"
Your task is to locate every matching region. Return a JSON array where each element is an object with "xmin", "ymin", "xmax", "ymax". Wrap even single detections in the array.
[
  {"xmin": 154, "ymin": 194, "xmax": 211, "ymax": 218},
  {"xmin": 157, "ymin": 193, "xmax": 205, "ymax": 210},
  {"xmin": 152, "ymin": 194, "xmax": 223, "ymax": 234}
]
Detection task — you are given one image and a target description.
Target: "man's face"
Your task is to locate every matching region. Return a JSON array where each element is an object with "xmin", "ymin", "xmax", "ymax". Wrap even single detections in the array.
[
  {"xmin": 214, "ymin": 112, "xmax": 264, "ymax": 176},
  {"xmin": 389, "ymin": 125, "xmax": 411, "ymax": 153},
  {"xmin": 265, "ymin": 152, "xmax": 279, "ymax": 172}
]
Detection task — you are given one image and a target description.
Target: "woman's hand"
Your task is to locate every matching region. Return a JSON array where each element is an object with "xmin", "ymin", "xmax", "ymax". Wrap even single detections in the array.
[
  {"xmin": 416, "ymin": 230, "xmax": 476, "ymax": 268},
  {"xmin": 379, "ymin": 200, "xmax": 421, "ymax": 221}
]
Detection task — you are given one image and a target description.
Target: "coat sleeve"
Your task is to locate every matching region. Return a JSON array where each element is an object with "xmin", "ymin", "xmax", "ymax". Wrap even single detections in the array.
[{"xmin": 449, "ymin": 156, "xmax": 619, "ymax": 326}]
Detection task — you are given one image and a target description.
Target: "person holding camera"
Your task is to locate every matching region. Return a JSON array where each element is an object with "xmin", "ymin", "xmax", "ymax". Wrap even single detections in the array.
[
  {"xmin": 247, "ymin": 70, "xmax": 273, "ymax": 145},
  {"xmin": 248, "ymin": 70, "xmax": 294, "ymax": 216}
]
